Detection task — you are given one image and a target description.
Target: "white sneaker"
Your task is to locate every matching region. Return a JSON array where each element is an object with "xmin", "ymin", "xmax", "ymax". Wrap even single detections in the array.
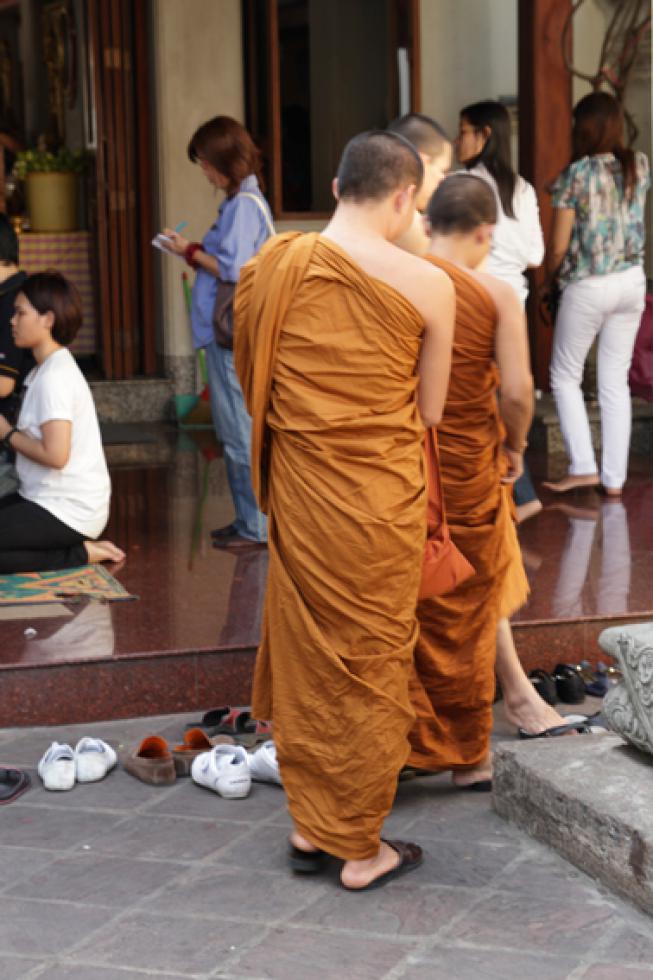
[
  {"xmin": 74, "ymin": 737, "xmax": 117, "ymax": 783},
  {"xmin": 38, "ymin": 742, "xmax": 76, "ymax": 791},
  {"xmin": 248, "ymin": 740, "xmax": 282, "ymax": 785},
  {"xmin": 191, "ymin": 744, "xmax": 251, "ymax": 799}
]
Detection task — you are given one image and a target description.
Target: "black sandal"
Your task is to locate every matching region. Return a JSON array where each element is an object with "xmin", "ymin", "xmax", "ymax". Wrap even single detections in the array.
[
  {"xmin": 553, "ymin": 664, "xmax": 586, "ymax": 704},
  {"xmin": 341, "ymin": 840, "xmax": 423, "ymax": 892},
  {"xmin": 288, "ymin": 843, "xmax": 328, "ymax": 874}
]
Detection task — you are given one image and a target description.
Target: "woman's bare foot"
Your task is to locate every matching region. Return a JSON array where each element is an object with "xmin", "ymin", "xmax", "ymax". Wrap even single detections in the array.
[
  {"xmin": 601, "ymin": 486, "xmax": 623, "ymax": 498},
  {"xmin": 515, "ymin": 498, "xmax": 543, "ymax": 524},
  {"xmin": 84, "ymin": 540, "xmax": 126, "ymax": 564},
  {"xmin": 503, "ymin": 690, "xmax": 569, "ymax": 735},
  {"xmin": 341, "ymin": 841, "xmax": 400, "ymax": 890},
  {"xmin": 451, "ymin": 754, "xmax": 492, "ymax": 788},
  {"xmin": 541, "ymin": 474, "xmax": 599, "ymax": 493}
]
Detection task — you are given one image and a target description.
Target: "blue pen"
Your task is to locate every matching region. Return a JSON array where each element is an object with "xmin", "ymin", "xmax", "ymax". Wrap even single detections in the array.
[{"xmin": 174, "ymin": 221, "xmax": 188, "ymax": 233}]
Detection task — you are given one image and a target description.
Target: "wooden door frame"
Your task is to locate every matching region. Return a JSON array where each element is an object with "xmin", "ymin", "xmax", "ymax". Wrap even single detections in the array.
[{"xmin": 518, "ymin": 0, "xmax": 573, "ymax": 391}]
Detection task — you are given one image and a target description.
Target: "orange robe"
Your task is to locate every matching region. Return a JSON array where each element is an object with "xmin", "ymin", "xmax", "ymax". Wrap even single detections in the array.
[
  {"xmin": 234, "ymin": 233, "xmax": 427, "ymax": 859},
  {"xmin": 409, "ymin": 256, "xmax": 529, "ymax": 771}
]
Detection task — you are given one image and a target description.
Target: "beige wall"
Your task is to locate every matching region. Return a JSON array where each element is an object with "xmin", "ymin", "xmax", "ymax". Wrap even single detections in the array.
[
  {"xmin": 419, "ymin": 0, "xmax": 518, "ymax": 139},
  {"xmin": 152, "ymin": 0, "xmax": 244, "ymax": 366}
]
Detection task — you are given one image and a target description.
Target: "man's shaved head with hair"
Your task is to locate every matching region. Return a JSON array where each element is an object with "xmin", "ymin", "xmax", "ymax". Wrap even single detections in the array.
[
  {"xmin": 336, "ymin": 130, "xmax": 424, "ymax": 203},
  {"xmin": 387, "ymin": 113, "xmax": 449, "ymax": 157},
  {"xmin": 427, "ymin": 173, "xmax": 497, "ymax": 233}
]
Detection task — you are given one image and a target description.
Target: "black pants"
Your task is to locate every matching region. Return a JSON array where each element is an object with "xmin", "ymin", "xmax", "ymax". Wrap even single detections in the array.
[{"xmin": 0, "ymin": 493, "xmax": 87, "ymax": 573}]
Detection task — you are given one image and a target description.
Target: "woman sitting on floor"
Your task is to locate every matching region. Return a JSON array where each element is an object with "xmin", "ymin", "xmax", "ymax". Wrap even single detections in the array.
[{"xmin": 0, "ymin": 271, "xmax": 124, "ymax": 573}]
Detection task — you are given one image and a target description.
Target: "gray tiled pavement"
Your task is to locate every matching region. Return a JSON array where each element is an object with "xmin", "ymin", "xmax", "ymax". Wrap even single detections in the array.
[{"xmin": 0, "ymin": 710, "xmax": 652, "ymax": 980}]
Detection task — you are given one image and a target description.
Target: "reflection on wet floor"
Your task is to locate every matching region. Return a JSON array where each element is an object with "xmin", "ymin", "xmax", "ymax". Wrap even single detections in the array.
[{"xmin": 1, "ymin": 429, "xmax": 653, "ymax": 669}]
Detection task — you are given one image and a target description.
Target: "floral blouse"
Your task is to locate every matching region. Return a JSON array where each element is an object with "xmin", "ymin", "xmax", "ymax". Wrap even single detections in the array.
[{"xmin": 551, "ymin": 151, "xmax": 650, "ymax": 287}]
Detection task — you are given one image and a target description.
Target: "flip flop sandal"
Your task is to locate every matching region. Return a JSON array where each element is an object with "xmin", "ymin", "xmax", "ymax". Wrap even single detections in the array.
[
  {"xmin": 0, "ymin": 768, "xmax": 31, "ymax": 804},
  {"xmin": 528, "ymin": 669, "xmax": 559, "ymax": 706},
  {"xmin": 184, "ymin": 706, "xmax": 254, "ymax": 737},
  {"xmin": 341, "ymin": 840, "xmax": 423, "ymax": 892},
  {"xmin": 553, "ymin": 664, "xmax": 586, "ymax": 704},
  {"xmin": 578, "ymin": 661, "xmax": 610, "ymax": 698},
  {"xmin": 518, "ymin": 718, "xmax": 594, "ymax": 739},
  {"xmin": 288, "ymin": 843, "xmax": 329, "ymax": 874},
  {"xmin": 455, "ymin": 779, "xmax": 492, "ymax": 793}
]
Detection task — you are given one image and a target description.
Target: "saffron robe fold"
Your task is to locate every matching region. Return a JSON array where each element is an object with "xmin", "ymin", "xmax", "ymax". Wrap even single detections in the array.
[
  {"xmin": 234, "ymin": 234, "xmax": 427, "ymax": 859},
  {"xmin": 409, "ymin": 255, "xmax": 529, "ymax": 771}
]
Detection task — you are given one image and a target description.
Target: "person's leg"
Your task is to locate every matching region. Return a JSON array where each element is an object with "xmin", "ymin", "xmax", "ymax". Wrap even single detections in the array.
[
  {"xmin": 545, "ymin": 281, "xmax": 603, "ymax": 491},
  {"xmin": 0, "ymin": 495, "xmax": 88, "ymax": 572},
  {"xmin": 596, "ymin": 268, "xmax": 646, "ymax": 492},
  {"xmin": 514, "ymin": 461, "xmax": 543, "ymax": 524},
  {"xmin": 205, "ymin": 341, "xmax": 266, "ymax": 542},
  {"xmin": 495, "ymin": 618, "xmax": 568, "ymax": 734},
  {"xmin": 597, "ymin": 500, "xmax": 631, "ymax": 614}
]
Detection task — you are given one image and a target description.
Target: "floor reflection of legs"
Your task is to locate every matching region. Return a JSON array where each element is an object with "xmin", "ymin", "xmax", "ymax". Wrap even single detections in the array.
[
  {"xmin": 551, "ymin": 510, "xmax": 597, "ymax": 619},
  {"xmin": 597, "ymin": 500, "xmax": 631, "ymax": 614}
]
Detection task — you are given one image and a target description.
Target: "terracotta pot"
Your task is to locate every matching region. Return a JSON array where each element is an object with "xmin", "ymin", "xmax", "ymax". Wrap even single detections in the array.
[{"xmin": 25, "ymin": 172, "xmax": 78, "ymax": 232}]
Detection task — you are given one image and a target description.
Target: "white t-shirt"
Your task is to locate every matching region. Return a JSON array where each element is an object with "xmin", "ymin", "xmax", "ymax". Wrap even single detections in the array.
[
  {"xmin": 470, "ymin": 163, "xmax": 545, "ymax": 306},
  {"xmin": 17, "ymin": 348, "xmax": 111, "ymax": 538}
]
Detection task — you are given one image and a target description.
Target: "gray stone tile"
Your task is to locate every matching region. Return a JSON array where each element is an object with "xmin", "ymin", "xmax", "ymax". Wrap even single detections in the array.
[
  {"xmin": 496, "ymin": 847, "xmax": 607, "ymax": 901},
  {"xmin": 448, "ymin": 892, "xmax": 617, "ymax": 956},
  {"xmin": 0, "ymin": 897, "xmax": 113, "ymax": 957},
  {"xmin": 35, "ymin": 966, "xmax": 194, "ymax": 980},
  {"xmin": 141, "ymin": 865, "xmax": 328, "ymax": 923},
  {"xmin": 146, "ymin": 779, "xmax": 285, "ymax": 822},
  {"xmin": 231, "ymin": 925, "xmax": 410, "ymax": 979},
  {"xmin": 406, "ymin": 806, "xmax": 522, "ymax": 844},
  {"xmin": 218, "ymin": 822, "xmax": 295, "ymax": 871},
  {"xmin": 399, "ymin": 839, "xmax": 520, "ymax": 889},
  {"xmin": 599, "ymin": 923, "xmax": 653, "ymax": 965},
  {"xmin": 581, "ymin": 967, "xmax": 653, "ymax": 980},
  {"xmin": 84, "ymin": 813, "xmax": 247, "ymax": 862},
  {"xmin": 7, "ymin": 853, "xmax": 185, "ymax": 909},
  {"xmin": 0, "ymin": 805, "xmax": 124, "ymax": 849},
  {"xmin": 71, "ymin": 910, "xmax": 261, "ymax": 974},
  {"xmin": 289, "ymin": 883, "xmax": 472, "ymax": 938},
  {"xmin": 401, "ymin": 947, "xmax": 580, "ymax": 980},
  {"xmin": 21, "ymin": 768, "xmax": 179, "ymax": 812},
  {"xmin": 0, "ymin": 847, "xmax": 59, "ymax": 894},
  {"xmin": 0, "ymin": 956, "xmax": 44, "ymax": 979}
]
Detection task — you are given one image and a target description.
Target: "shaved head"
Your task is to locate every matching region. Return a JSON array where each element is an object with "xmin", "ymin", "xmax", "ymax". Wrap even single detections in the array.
[
  {"xmin": 427, "ymin": 173, "xmax": 497, "ymax": 233},
  {"xmin": 336, "ymin": 130, "xmax": 423, "ymax": 203},
  {"xmin": 387, "ymin": 113, "xmax": 449, "ymax": 157}
]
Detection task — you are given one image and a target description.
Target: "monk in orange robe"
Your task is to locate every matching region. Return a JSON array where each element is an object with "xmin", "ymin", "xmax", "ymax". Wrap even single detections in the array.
[
  {"xmin": 234, "ymin": 131, "xmax": 454, "ymax": 890},
  {"xmin": 408, "ymin": 173, "xmax": 534, "ymax": 786}
]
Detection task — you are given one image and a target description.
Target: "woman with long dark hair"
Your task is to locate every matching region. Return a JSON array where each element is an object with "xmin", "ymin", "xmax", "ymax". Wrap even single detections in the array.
[
  {"xmin": 543, "ymin": 92, "xmax": 649, "ymax": 496},
  {"xmin": 457, "ymin": 100, "xmax": 544, "ymax": 525},
  {"xmin": 161, "ymin": 116, "xmax": 274, "ymax": 549}
]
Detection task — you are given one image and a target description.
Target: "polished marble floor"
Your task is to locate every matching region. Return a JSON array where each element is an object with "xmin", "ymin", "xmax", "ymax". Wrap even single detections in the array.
[{"xmin": 1, "ymin": 431, "xmax": 652, "ymax": 674}]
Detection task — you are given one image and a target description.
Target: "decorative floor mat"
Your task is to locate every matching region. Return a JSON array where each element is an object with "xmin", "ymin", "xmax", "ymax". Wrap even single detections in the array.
[{"xmin": 0, "ymin": 565, "xmax": 136, "ymax": 605}]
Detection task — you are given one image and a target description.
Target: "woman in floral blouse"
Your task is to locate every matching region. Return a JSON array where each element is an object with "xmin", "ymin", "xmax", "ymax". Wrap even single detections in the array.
[{"xmin": 543, "ymin": 91, "xmax": 649, "ymax": 496}]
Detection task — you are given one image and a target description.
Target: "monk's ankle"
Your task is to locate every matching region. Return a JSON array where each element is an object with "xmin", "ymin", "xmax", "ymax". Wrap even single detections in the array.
[{"xmin": 289, "ymin": 830, "xmax": 320, "ymax": 853}]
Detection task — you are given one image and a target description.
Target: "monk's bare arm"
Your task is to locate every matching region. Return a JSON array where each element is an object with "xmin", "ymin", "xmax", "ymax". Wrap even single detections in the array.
[
  {"xmin": 408, "ymin": 264, "xmax": 455, "ymax": 428},
  {"xmin": 482, "ymin": 275, "xmax": 534, "ymax": 473}
]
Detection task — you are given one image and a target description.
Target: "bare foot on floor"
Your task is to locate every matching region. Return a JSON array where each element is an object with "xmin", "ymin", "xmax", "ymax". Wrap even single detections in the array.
[
  {"xmin": 503, "ymin": 693, "xmax": 571, "ymax": 735},
  {"xmin": 541, "ymin": 474, "xmax": 599, "ymax": 493},
  {"xmin": 451, "ymin": 754, "xmax": 492, "ymax": 788},
  {"xmin": 84, "ymin": 540, "xmax": 126, "ymax": 564},
  {"xmin": 341, "ymin": 841, "xmax": 401, "ymax": 890}
]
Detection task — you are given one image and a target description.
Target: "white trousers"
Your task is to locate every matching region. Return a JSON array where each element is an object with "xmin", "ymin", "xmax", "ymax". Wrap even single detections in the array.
[{"xmin": 550, "ymin": 265, "xmax": 646, "ymax": 489}]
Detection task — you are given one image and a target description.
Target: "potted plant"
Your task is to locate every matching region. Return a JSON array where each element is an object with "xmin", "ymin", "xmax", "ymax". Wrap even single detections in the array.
[{"xmin": 14, "ymin": 147, "xmax": 87, "ymax": 233}]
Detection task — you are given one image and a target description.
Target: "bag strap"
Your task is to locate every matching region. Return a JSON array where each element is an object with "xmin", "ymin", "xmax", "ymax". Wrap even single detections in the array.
[{"xmin": 237, "ymin": 191, "xmax": 276, "ymax": 238}]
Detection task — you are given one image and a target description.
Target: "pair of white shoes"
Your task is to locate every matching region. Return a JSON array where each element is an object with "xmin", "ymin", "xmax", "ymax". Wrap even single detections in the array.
[
  {"xmin": 38, "ymin": 739, "xmax": 117, "ymax": 791},
  {"xmin": 191, "ymin": 740, "xmax": 281, "ymax": 799}
]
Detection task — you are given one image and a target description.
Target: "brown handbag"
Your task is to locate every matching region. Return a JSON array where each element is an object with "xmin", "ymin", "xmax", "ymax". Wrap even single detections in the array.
[{"xmin": 419, "ymin": 428, "xmax": 475, "ymax": 600}]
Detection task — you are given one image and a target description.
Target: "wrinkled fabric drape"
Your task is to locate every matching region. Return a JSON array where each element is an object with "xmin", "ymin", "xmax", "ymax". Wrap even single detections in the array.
[
  {"xmin": 234, "ymin": 234, "xmax": 427, "ymax": 859},
  {"xmin": 409, "ymin": 256, "xmax": 529, "ymax": 771}
]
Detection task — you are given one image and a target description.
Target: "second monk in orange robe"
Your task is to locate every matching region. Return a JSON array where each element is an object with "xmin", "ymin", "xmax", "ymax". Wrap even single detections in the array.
[
  {"xmin": 234, "ymin": 132, "xmax": 454, "ymax": 889},
  {"xmin": 409, "ymin": 173, "xmax": 534, "ymax": 785}
]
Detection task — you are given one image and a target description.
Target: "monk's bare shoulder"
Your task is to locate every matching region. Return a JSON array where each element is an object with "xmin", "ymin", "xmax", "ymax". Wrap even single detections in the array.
[
  {"xmin": 470, "ymin": 269, "xmax": 522, "ymax": 317},
  {"xmin": 389, "ymin": 248, "xmax": 454, "ymax": 322}
]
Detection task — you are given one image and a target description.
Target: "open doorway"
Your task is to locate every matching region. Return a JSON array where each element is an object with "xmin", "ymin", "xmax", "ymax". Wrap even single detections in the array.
[{"xmin": 0, "ymin": 0, "xmax": 155, "ymax": 380}]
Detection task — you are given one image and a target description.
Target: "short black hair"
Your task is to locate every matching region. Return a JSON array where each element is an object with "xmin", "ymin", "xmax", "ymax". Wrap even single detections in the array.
[
  {"xmin": 0, "ymin": 213, "xmax": 18, "ymax": 266},
  {"xmin": 21, "ymin": 271, "xmax": 83, "ymax": 346},
  {"xmin": 336, "ymin": 130, "xmax": 423, "ymax": 203},
  {"xmin": 426, "ymin": 173, "xmax": 497, "ymax": 234},
  {"xmin": 387, "ymin": 113, "xmax": 449, "ymax": 156}
]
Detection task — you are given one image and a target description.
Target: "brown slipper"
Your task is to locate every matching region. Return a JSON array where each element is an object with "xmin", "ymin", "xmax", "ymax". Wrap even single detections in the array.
[
  {"xmin": 122, "ymin": 735, "xmax": 176, "ymax": 785},
  {"xmin": 171, "ymin": 728, "xmax": 235, "ymax": 776},
  {"xmin": 341, "ymin": 840, "xmax": 423, "ymax": 892}
]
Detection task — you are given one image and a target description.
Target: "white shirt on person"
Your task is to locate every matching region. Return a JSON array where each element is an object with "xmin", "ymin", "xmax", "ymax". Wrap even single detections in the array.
[
  {"xmin": 17, "ymin": 348, "xmax": 111, "ymax": 538},
  {"xmin": 470, "ymin": 163, "xmax": 545, "ymax": 306}
]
